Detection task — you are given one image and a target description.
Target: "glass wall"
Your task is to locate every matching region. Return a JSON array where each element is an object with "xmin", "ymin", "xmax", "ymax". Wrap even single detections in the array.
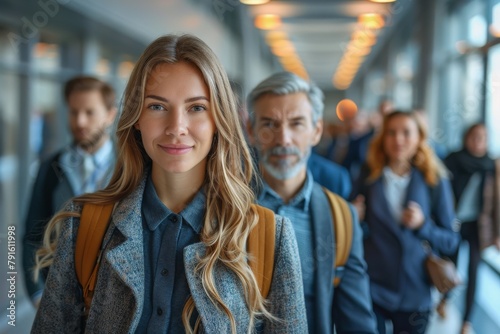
[
  {"xmin": 486, "ymin": 1, "xmax": 500, "ymax": 156},
  {"xmin": 486, "ymin": 44, "xmax": 500, "ymax": 156},
  {"xmin": 438, "ymin": 0, "xmax": 487, "ymax": 150}
]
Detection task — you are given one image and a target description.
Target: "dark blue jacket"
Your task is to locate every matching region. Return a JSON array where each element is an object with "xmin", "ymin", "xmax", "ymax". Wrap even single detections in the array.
[
  {"xmin": 309, "ymin": 182, "xmax": 377, "ymax": 333},
  {"xmin": 350, "ymin": 168, "xmax": 460, "ymax": 312},
  {"xmin": 308, "ymin": 153, "xmax": 351, "ymax": 199}
]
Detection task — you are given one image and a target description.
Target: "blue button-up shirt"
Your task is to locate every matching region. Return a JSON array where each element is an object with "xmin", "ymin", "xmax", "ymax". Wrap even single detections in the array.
[
  {"xmin": 136, "ymin": 174, "xmax": 205, "ymax": 333},
  {"xmin": 257, "ymin": 171, "xmax": 316, "ymax": 334}
]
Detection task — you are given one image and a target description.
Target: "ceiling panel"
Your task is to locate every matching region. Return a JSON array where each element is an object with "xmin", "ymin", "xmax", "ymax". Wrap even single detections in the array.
[{"xmin": 247, "ymin": 0, "xmax": 397, "ymax": 90}]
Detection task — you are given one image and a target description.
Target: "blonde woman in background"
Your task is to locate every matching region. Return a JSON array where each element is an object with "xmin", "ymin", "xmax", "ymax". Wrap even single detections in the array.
[
  {"xmin": 32, "ymin": 34, "xmax": 307, "ymax": 334},
  {"xmin": 350, "ymin": 111, "xmax": 460, "ymax": 334}
]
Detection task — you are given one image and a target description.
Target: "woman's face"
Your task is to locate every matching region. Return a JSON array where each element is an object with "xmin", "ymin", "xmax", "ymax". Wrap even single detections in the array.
[
  {"xmin": 135, "ymin": 61, "xmax": 216, "ymax": 177},
  {"xmin": 383, "ymin": 115, "xmax": 421, "ymax": 165},
  {"xmin": 465, "ymin": 125, "xmax": 487, "ymax": 157}
]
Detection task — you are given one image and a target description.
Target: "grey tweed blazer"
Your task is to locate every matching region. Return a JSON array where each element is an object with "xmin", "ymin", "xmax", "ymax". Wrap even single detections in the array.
[{"xmin": 31, "ymin": 176, "xmax": 307, "ymax": 333}]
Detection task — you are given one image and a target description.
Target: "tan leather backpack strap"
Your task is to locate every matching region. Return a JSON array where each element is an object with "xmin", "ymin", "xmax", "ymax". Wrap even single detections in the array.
[
  {"xmin": 323, "ymin": 188, "xmax": 353, "ymax": 287},
  {"xmin": 248, "ymin": 204, "xmax": 276, "ymax": 299},
  {"xmin": 75, "ymin": 203, "xmax": 114, "ymax": 313}
]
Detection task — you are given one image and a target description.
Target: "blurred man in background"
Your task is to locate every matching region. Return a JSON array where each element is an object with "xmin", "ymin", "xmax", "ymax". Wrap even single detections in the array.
[{"xmin": 22, "ymin": 76, "xmax": 117, "ymax": 307}]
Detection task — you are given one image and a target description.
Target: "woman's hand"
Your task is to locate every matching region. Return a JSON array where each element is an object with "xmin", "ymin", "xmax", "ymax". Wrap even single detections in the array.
[
  {"xmin": 401, "ymin": 201, "xmax": 424, "ymax": 230},
  {"xmin": 352, "ymin": 195, "xmax": 366, "ymax": 222}
]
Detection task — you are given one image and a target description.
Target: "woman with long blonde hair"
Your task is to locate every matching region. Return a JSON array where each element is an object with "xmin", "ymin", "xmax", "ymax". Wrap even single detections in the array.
[
  {"xmin": 349, "ymin": 111, "xmax": 459, "ymax": 334},
  {"xmin": 32, "ymin": 34, "xmax": 306, "ymax": 334}
]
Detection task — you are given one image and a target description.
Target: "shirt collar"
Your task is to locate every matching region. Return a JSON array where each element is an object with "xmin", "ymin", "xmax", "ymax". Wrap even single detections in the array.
[
  {"xmin": 142, "ymin": 173, "xmax": 205, "ymax": 233},
  {"xmin": 74, "ymin": 139, "xmax": 113, "ymax": 167},
  {"xmin": 258, "ymin": 170, "xmax": 314, "ymax": 210},
  {"xmin": 383, "ymin": 166, "xmax": 411, "ymax": 185}
]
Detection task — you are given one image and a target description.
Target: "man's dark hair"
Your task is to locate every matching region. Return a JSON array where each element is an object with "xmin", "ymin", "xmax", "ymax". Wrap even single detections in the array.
[{"xmin": 64, "ymin": 76, "xmax": 115, "ymax": 110}]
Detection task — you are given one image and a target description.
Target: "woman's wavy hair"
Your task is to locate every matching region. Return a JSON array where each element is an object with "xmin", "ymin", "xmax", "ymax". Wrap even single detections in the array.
[
  {"xmin": 35, "ymin": 34, "xmax": 269, "ymax": 333},
  {"xmin": 366, "ymin": 110, "xmax": 446, "ymax": 185}
]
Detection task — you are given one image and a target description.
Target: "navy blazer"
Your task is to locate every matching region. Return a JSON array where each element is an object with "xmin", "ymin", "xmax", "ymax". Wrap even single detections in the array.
[
  {"xmin": 309, "ymin": 183, "xmax": 376, "ymax": 334},
  {"xmin": 350, "ymin": 168, "xmax": 460, "ymax": 312},
  {"xmin": 308, "ymin": 153, "xmax": 351, "ymax": 199}
]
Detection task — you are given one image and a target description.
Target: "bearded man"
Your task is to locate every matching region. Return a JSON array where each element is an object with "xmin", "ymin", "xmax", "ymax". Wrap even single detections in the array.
[
  {"xmin": 23, "ymin": 76, "xmax": 117, "ymax": 306},
  {"xmin": 247, "ymin": 72, "xmax": 376, "ymax": 334}
]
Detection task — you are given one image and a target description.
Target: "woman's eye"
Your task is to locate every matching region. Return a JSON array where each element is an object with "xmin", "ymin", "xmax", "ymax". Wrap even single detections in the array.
[
  {"xmin": 148, "ymin": 104, "xmax": 165, "ymax": 111},
  {"xmin": 191, "ymin": 105, "xmax": 207, "ymax": 112}
]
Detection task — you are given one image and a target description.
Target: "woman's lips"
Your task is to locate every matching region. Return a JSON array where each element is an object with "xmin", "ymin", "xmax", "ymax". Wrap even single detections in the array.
[{"xmin": 159, "ymin": 144, "xmax": 193, "ymax": 155}]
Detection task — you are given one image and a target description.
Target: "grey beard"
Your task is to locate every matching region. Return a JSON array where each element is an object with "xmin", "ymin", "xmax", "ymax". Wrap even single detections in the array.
[{"xmin": 260, "ymin": 146, "xmax": 311, "ymax": 181}]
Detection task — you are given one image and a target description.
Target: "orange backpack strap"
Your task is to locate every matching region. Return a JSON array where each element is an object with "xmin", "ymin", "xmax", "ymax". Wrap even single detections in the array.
[
  {"xmin": 75, "ymin": 203, "xmax": 114, "ymax": 314},
  {"xmin": 322, "ymin": 188, "xmax": 353, "ymax": 287},
  {"xmin": 75, "ymin": 202, "xmax": 276, "ymax": 309},
  {"xmin": 248, "ymin": 204, "xmax": 276, "ymax": 299}
]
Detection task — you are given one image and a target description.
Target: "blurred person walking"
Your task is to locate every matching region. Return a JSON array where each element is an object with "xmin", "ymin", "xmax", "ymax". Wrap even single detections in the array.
[
  {"xmin": 247, "ymin": 71, "xmax": 377, "ymax": 334},
  {"xmin": 350, "ymin": 111, "xmax": 460, "ymax": 334},
  {"xmin": 437, "ymin": 123, "xmax": 500, "ymax": 334},
  {"xmin": 23, "ymin": 76, "xmax": 117, "ymax": 307}
]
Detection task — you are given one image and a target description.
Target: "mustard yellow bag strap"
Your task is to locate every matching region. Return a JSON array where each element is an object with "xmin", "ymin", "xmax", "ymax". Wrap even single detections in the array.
[
  {"xmin": 323, "ymin": 188, "xmax": 353, "ymax": 287},
  {"xmin": 75, "ymin": 203, "xmax": 114, "ymax": 312},
  {"xmin": 248, "ymin": 204, "xmax": 276, "ymax": 299}
]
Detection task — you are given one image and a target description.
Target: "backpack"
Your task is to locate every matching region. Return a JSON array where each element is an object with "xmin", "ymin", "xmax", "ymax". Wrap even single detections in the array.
[{"xmin": 75, "ymin": 188, "xmax": 352, "ymax": 313}]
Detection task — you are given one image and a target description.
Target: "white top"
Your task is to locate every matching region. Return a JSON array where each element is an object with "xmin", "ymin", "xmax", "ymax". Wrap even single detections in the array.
[{"xmin": 383, "ymin": 166, "xmax": 411, "ymax": 223}]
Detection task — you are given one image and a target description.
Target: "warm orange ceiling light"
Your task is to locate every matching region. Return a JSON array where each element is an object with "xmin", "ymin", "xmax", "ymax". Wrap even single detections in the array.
[
  {"xmin": 266, "ymin": 31, "xmax": 288, "ymax": 43},
  {"xmin": 240, "ymin": 0, "xmax": 270, "ymax": 4},
  {"xmin": 336, "ymin": 99, "xmax": 358, "ymax": 121},
  {"xmin": 272, "ymin": 47, "xmax": 295, "ymax": 57},
  {"xmin": 255, "ymin": 14, "xmax": 282, "ymax": 30},
  {"xmin": 358, "ymin": 13, "xmax": 385, "ymax": 29},
  {"xmin": 369, "ymin": 0, "xmax": 396, "ymax": 3},
  {"xmin": 352, "ymin": 30, "xmax": 376, "ymax": 46},
  {"xmin": 279, "ymin": 56, "xmax": 302, "ymax": 66}
]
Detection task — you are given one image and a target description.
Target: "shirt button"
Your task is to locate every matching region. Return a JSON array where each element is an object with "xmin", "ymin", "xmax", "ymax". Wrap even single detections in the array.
[
  {"xmin": 170, "ymin": 215, "xmax": 178, "ymax": 223},
  {"xmin": 157, "ymin": 307, "xmax": 163, "ymax": 316},
  {"xmin": 161, "ymin": 268, "xmax": 168, "ymax": 276}
]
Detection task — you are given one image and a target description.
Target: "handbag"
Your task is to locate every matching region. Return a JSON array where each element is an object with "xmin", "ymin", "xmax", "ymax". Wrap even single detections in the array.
[
  {"xmin": 425, "ymin": 253, "xmax": 461, "ymax": 294},
  {"xmin": 424, "ymin": 186, "xmax": 462, "ymax": 294}
]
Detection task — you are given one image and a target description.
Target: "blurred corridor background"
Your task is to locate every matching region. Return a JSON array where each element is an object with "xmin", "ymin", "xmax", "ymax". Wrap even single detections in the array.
[{"xmin": 1, "ymin": 0, "xmax": 500, "ymax": 333}]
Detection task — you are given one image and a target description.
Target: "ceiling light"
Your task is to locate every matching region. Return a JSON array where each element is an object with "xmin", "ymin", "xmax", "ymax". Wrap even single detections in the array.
[
  {"xmin": 240, "ymin": 0, "xmax": 270, "ymax": 4},
  {"xmin": 279, "ymin": 55, "xmax": 302, "ymax": 66},
  {"xmin": 272, "ymin": 48, "xmax": 295, "ymax": 57},
  {"xmin": 369, "ymin": 0, "xmax": 396, "ymax": 3},
  {"xmin": 352, "ymin": 30, "xmax": 377, "ymax": 46},
  {"xmin": 255, "ymin": 14, "xmax": 282, "ymax": 30},
  {"xmin": 336, "ymin": 99, "xmax": 358, "ymax": 120},
  {"xmin": 358, "ymin": 13, "xmax": 385, "ymax": 29},
  {"xmin": 270, "ymin": 39, "xmax": 293, "ymax": 48},
  {"xmin": 266, "ymin": 31, "xmax": 288, "ymax": 43}
]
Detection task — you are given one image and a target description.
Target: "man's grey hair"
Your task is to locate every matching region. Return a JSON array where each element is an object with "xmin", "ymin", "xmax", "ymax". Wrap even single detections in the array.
[{"xmin": 247, "ymin": 72, "xmax": 324, "ymax": 126}]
